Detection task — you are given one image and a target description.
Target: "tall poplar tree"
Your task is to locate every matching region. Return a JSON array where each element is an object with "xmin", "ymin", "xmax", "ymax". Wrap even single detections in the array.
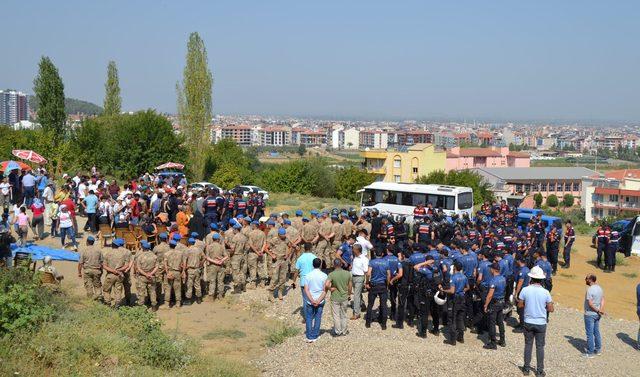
[
  {"xmin": 176, "ymin": 32, "xmax": 213, "ymax": 180},
  {"xmin": 33, "ymin": 56, "xmax": 67, "ymax": 173},
  {"xmin": 103, "ymin": 60, "xmax": 122, "ymax": 115}
]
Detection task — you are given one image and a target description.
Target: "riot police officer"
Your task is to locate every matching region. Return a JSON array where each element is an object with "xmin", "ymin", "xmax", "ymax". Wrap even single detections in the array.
[
  {"xmin": 483, "ymin": 262, "xmax": 506, "ymax": 349},
  {"xmin": 441, "ymin": 261, "xmax": 469, "ymax": 346}
]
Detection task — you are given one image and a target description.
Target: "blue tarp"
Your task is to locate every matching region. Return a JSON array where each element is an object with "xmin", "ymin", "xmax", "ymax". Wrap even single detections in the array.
[{"xmin": 9, "ymin": 244, "xmax": 80, "ymax": 262}]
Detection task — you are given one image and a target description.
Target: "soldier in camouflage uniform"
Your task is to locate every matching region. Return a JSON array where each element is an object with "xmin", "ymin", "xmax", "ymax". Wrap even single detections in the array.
[
  {"xmin": 135, "ymin": 241, "xmax": 159, "ymax": 310},
  {"xmin": 77, "ymin": 236, "xmax": 103, "ymax": 300}
]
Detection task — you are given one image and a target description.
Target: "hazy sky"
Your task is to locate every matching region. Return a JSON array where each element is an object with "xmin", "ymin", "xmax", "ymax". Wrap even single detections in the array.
[{"xmin": 3, "ymin": 1, "xmax": 639, "ymax": 122}]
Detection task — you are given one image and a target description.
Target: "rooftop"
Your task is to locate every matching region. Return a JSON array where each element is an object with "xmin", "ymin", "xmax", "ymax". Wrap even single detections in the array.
[
  {"xmin": 604, "ymin": 169, "xmax": 640, "ymax": 180},
  {"xmin": 474, "ymin": 167, "xmax": 598, "ymax": 181}
]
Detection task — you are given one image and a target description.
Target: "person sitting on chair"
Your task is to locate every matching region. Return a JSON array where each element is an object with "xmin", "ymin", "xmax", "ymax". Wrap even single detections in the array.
[{"xmin": 38, "ymin": 255, "xmax": 64, "ymax": 283}]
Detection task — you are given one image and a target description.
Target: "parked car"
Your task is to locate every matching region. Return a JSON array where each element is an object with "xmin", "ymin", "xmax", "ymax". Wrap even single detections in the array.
[
  {"xmin": 190, "ymin": 182, "xmax": 223, "ymax": 194},
  {"xmin": 230, "ymin": 185, "xmax": 269, "ymax": 200}
]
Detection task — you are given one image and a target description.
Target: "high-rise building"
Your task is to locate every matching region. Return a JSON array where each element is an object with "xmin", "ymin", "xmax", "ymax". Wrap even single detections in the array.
[{"xmin": 0, "ymin": 90, "xmax": 29, "ymax": 125}]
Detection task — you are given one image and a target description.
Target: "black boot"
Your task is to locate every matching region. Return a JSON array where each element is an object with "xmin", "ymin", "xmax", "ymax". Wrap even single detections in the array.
[{"xmin": 483, "ymin": 342, "xmax": 497, "ymax": 350}]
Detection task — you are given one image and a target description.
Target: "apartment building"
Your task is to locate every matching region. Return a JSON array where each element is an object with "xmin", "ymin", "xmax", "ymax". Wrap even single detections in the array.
[
  {"xmin": 584, "ymin": 169, "xmax": 640, "ymax": 223},
  {"xmin": 361, "ymin": 143, "xmax": 446, "ymax": 183}
]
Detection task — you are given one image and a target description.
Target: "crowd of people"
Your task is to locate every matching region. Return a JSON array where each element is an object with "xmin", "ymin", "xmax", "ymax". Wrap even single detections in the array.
[{"xmin": 1, "ymin": 167, "xmax": 639, "ymax": 377}]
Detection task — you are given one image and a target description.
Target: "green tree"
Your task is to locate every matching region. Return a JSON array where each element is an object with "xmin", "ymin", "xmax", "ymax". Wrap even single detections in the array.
[
  {"xmin": 415, "ymin": 169, "xmax": 493, "ymax": 204},
  {"xmin": 335, "ymin": 167, "xmax": 375, "ymax": 201},
  {"xmin": 103, "ymin": 60, "xmax": 122, "ymax": 116},
  {"xmin": 33, "ymin": 56, "xmax": 66, "ymax": 173},
  {"xmin": 297, "ymin": 144, "xmax": 306, "ymax": 156},
  {"xmin": 533, "ymin": 193, "xmax": 543, "ymax": 208},
  {"xmin": 177, "ymin": 32, "xmax": 213, "ymax": 180},
  {"xmin": 204, "ymin": 139, "xmax": 255, "ymax": 185},
  {"xmin": 213, "ymin": 163, "xmax": 243, "ymax": 189},
  {"xmin": 562, "ymin": 193, "xmax": 575, "ymax": 208},
  {"xmin": 546, "ymin": 194, "xmax": 559, "ymax": 208}
]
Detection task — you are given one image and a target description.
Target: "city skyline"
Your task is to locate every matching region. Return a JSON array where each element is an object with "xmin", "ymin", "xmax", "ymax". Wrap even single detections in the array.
[{"xmin": 2, "ymin": 1, "xmax": 640, "ymax": 122}]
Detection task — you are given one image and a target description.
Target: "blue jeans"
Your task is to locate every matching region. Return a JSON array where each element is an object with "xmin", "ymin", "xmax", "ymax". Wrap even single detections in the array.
[
  {"xmin": 60, "ymin": 226, "xmax": 77, "ymax": 248},
  {"xmin": 304, "ymin": 302, "xmax": 324, "ymax": 340},
  {"xmin": 584, "ymin": 314, "xmax": 601, "ymax": 354},
  {"xmin": 23, "ymin": 186, "xmax": 35, "ymax": 207},
  {"xmin": 301, "ymin": 286, "xmax": 309, "ymax": 319}
]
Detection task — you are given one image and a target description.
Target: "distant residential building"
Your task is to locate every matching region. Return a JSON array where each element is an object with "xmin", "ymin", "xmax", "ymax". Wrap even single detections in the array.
[
  {"xmin": 0, "ymin": 90, "xmax": 29, "ymax": 125},
  {"xmin": 446, "ymin": 146, "xmax": 530, "ymax": 171},
  {"xmin": 343, "ymin": 128, "xmax": 360, "ymax": 149},
  {"xmin": 473, "ymin": 167, "xmax": 597, "ymax": 206},
  {"xmin": 331, "ymin": 124, "xmax": 344, "ymax": 149},
  {"xmin": 395, "ymin": 130, "xmax": 434, "ymax": 146},
  {"xmin": 258, "ymin": 126, "xmax": 291, "ymax": 146},
  {"xmin": 361, "ymin": 143, "xmax": 446, "ymax": 183},
  {"xmin": 12, "ymin": 120, "xmax": 38, "ymax": 130},
  {"xmin": 584, "ymin": 169, "xmax": 640, "ymax": 223},
  {"xmin": 359, "ymin": 130, "xmax": 388, "ymax": 149},
  {"xmin": 219, "ymin": 125, "xmax": 252, "ymax": 146}
]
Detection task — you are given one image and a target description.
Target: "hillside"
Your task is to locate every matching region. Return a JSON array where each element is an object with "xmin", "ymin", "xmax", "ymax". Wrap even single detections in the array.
[{"xmin": 28, "ymin": 95, "xmax": 103, "ymax": 115}]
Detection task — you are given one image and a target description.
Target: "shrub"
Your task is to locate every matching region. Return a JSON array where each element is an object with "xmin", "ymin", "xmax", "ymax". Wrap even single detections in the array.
[
  {"xmin": 334, "ymin": 167, "xmax": 375, "ymax": 201},
  {"xmin": 533, "ymin": 193, "xmax": 543, "ymax": 208},
  {"xmin": 546, "ymin": 194, "xmax": 559, "ymax": 208},
  {"xmin": 265, "ymin": 324, "xmax": 300, "ymax": 347},
  {"xmin": 0, "ymin": 267, "xmax": 64, "ymax": 335},
  {"xmin": 257, "ymin": 158, "xmax": 336, "ymax": 197},
  {"xmin": 562, "ymin": 193, "xmax": 575, "ymax": 208}
]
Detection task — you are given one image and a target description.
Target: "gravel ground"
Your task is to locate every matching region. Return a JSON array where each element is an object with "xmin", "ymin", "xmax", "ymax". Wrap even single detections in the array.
[{"xmin": 236, "ymin": 286, "xmax": 640, "ymax": 377}]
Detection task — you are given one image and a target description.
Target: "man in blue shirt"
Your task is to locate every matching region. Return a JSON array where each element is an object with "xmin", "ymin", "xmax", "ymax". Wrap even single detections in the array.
[
  {"xmin": 518, "ymin": 266, "xmax": 554, "ymax": 376},
  {"xmin": 384, "ymin": 245, "xmax": 400, "ymax": 321},
  {"xmin": 441, "ymin": 261, "xmax": 468, "ymax": 346},
  {"xmin": 484, "ymin": 262, "xmax": 507, "ymax": 349},
  {"xmin": 82, "ymin": 190, "xmax": 99, "ymax": 233},
  {"xmin": 534, "ymin": 250, "xmax": 553, "ymax": 293},
  {"xmin": 337, "ymin": 235, "xmax": 355, "ymax": 269},
  {"xmin": 514, "ymin": 257, "xmax": 531, "ymax": 332},
  {"xmin": 365, "ymin": 248, "xmax": 390, "ymax": 330},
  {"xmin": 413, "ymin": 256, "xmax": 441, "ymax": 338},
  {"xmin": 294, "ymin": 243, "xmax": 317, "ymax": 323}
]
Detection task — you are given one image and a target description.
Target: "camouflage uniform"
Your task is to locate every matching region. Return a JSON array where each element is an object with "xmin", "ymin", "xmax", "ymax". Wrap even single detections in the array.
[
  {"xmin": 164, "ymin": 247, "xmax": 185, "ymax": 305},
  {"xmin": 267, "ymin": 236, "xmax": 290, "ymax": 300},
  {"xmin": 102, "ymin": 247, "xmax": 126, "ymax": 307},
  {"xmin": 135, "ymin": 249, "xmax": 158, "ymax": 307},
  {"xmin": 247, "ymin": 228, "xmax": 267, "ymax": 287},
  {"xmin": 184, "ymin": 245, "xmax": 204, "ymax": 300},
  {"xmin": 205, "ymin": 241, "xmax": 228, "ymax": 298},
  {"xmin": 79, "ymin": 244, "xmax": 103, "ymax": 300}
]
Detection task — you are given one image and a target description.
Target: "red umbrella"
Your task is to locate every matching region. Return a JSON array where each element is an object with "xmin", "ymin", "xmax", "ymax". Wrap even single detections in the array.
[
  {"xmin": 155, "ymin": 162, "xmax": 185, "ymax": 170},
  {"xmin": 0, "ymin": 160, "xmax": 32, "ymax": 172},
  {"xmin": 12, "ymin": 149, "xmax": 47, "ymax": 164}
]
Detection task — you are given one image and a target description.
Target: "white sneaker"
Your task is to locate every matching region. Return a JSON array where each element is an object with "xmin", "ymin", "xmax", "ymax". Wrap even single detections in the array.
[
  {"xmin": 595, "ymin": 350, "xmax": 602, "ymax": 356},
  {"xmin": 581, "ymin": 353, "xmax": 594, "ymax": 359}
]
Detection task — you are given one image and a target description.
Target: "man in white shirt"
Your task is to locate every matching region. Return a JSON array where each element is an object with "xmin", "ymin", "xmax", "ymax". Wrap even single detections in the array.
[
  {"xmin": 350, "ymin": 243, "xmax": 369, "ymax": 320},
  {"xmin": 72, "ymin": 173, "xmax": 81, "ymax": 186},
  {"xmin": 22, "ymin": 171, "xmax": 36, "ymax": 207},
  {"xmin": 303, "ymin": 258, "xmax": 328, "ymax": 342},
  {"xmin": 356, "ymin": 230, "xmax": 373, "ymax": 259}
]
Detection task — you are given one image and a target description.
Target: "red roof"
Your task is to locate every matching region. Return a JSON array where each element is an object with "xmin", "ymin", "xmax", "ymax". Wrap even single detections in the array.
[
  {"xmin": 507, "ymin": 151, "xmax": 529, "ymax": 158},
  {"xmin": 447, "ymin": 148, "xmax": 501, "ymax": 158},
  {"xmin": 604, "ymin": 169, "xmax": 640, "ymax": 180},
  {"xmin": 594, "ymin": 187, "xmax": 620, "ymax": 195}
]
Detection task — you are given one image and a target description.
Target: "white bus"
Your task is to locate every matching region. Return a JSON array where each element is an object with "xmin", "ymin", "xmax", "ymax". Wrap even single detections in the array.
[{"xmin": 358, "ymin": 182, "xmax": 474, "ymax": 223}]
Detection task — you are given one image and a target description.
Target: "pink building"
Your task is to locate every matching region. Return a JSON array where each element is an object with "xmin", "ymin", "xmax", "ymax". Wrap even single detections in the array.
[{"xmin": 445, "ymin": 146, "xmax": 530, "ymax": 171}]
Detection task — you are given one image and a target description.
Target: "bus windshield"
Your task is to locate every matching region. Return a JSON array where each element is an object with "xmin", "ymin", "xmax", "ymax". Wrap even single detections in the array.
[{"xmin": 362, "ymin": 189, "xmax": 455, "ymax": 210}]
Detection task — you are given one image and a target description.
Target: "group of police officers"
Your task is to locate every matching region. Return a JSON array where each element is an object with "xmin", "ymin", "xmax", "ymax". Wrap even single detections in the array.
[{"xmin": 77, "ymin": 193, "xmax": 576, "ymax": 350}]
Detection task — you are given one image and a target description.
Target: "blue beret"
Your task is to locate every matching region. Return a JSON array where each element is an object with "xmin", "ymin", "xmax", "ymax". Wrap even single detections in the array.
[
  {"xmin": 251, "ymin": 221, "xmax": 259, "ymax": 225},
  {"xmin": 169, "ymin": 240, "xmax": 177, "ymax": 246},
  {"xmin": 140, "ymin": 241, "xmax": 151, "ymax": 250},
  {"xmin": 237, "ymin": 214, "xmax": 244, "ymax": 219},
  {"xmin": 213, "ymin": 233, "xmax": 220, "ymax": 240},
  {"xmin": 172, "ymin": 233, "xmax": 182, "ymax": 240},
  {"xmin": 295, "ymin": 209, "xmax": 303, "ymax": 216},
  {"xmin": 302, "ymin": 217, "xmax": 309, "ymax": 222},
  {"xmin": 270, "ymin": 213, "xmax": 278, "ymax": 218},
  {"xmin": 266, "ymin": 220, "xmax": 275, "ymax": 226},
  {"xmin": 284, "ymin": 219, "xmax": 291, "ymax": 225},
  {"xmin": 310, "ymin": 210, "xmax": 318, "ymax": 215},
  {"xmin": 191, "ymin": 232, "xmax": 199, "ymax": 238},
  {"xmin": 233, "ymin": 223, "xmax": 242, "ymax": 229},
  {"xmin": 210, "ymin": 223, "xmax": 219, "ymax": 230},
  {"xmin": 159, "ymin": 232, "xmax": 168, "ymax": 239},
  {"xmin": 244, "ymin": 217, "xmax": 252, "ymax": 223},
  {"xmin": 113, "ymin": 238, "xmax": 124, "ymax": 246},
  {"xmin": 278, "ymin": 228, "xmax": 286, "ymax": 235},
  {"xmin": 87, "ymin": 236, "xmax": 95, "ymax": 242},
  {"xmin": 188, "ymin": 237, "xmax": 195, "ymax": 244},
  {"xmin": 331, "ymin": 215, "xmax": 339, "ymax": 220}
]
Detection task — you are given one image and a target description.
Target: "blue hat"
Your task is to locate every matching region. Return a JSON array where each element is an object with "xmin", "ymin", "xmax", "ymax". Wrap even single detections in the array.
[
  {"xmin": 270, "ymin": 213, "xmax": 277, "ymax": 218},
  {"xmin": 87, "ymin": 236, "xmax": 95, "ymax": 242},
  {"xmin": 188, "ymin": 237, "xmax": 196, "ymax": 244},
  {"xmin": 140, "ymin": 241, "xmax": 151, "ymax": 250},
  {"xmin": 172, "ymin": 233, "xmax": 182, "ymax": 241},
  {"xmin": 233, "ymin": 223, "xmax": 242, "ymax": 229},
  {"xmin": 284, "ymin": 219, "xmax": 291, "ymax": 225},
  {"xmin": 295, "ymin": 209, "xmax": 303, "ymax": 216},
  {"xmin": 310, "ymin": 210, "xmax": 318, "ymax": 216},
  {"xmin": 278, "ymin": 228, "xmax": 286, "ymax": 235},
  {"xmin": 169, "ymin": 240, "xmax": 177, "ymax": 246},
  {"xmin": 330, "ymin": 215, "xmax": 339, "ymax": 220},
  {"xmin": 191, "ymin": 232, "xmax": 199, "ymax": 238},
  {"xmin": 251, "ymin": 220, "xmax": 259, "ymax": 225},
  {"xmin": 237, "ymin": 214, "xmax": 244, "ymax": 219},
  {"xmin": 302, "ymin": 217, "xmax": 309, "ymax": 222},
  {"xmin": 213, "ymin": 233, "xmax": 220, "ymax": 240},
  {"xmin": 113, "ymin": 238, "xmax": 124, "ymax": 246},
  {"xmin": 229, "ymin": 218, "xmax": 238, "ymax": 226},
  {"xmin": 266, "ymin": 220, "xmax": 275, "ymax": 226},
  {"xmin": 159, "ymin": 232, "xmax": 168, "ymax": 239},
  {"xmin": 210, "ymin": 223, "xmax": 219, "ymax": 230},
  {"xmin": 244, "ymin": 217, "xmax": 252, "ymax": 223}
]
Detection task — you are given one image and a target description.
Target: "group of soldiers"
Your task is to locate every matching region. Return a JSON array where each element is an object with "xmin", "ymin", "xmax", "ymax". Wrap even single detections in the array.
[{"xmin": 77, "ymin": 196, "xmax": 573, "ymax": 351}]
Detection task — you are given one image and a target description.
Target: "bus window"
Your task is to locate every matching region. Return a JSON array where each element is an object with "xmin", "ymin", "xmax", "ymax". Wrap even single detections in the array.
[
  {"xmin": 362, "ymin": 189, "xmax": 376, "ymax": 206},
  {"xmin": 457, "ymin": 192, "xmax": 473, "ymax": 210},
  {"xmin": 444, "ymin": 196, "xmax": 455, "ymax": 210},
  {"xmin": 427, "ymin": 194, "xmax": 455, "ymax": 210},
  {"xmin": 375, "ymin": 190, "xmax": 398, "ymax": 205},
  {"xmin": 401, "ymin": 192, "xmax": 426, "ymax": 206}
]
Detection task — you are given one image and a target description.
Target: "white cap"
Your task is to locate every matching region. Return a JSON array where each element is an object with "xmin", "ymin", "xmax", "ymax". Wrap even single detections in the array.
[{"xmin": 528, "ymin": 265, "xmax": 546, "ymax": 280}]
